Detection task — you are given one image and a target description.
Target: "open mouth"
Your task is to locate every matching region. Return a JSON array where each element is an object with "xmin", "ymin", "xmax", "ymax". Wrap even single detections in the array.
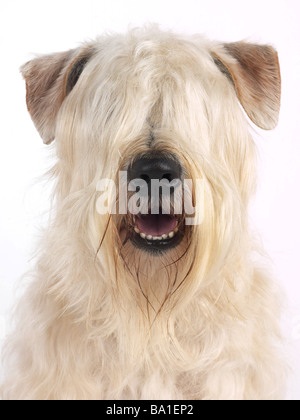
[
  {"xmin": 135, "ymin": 214, "xmax": 178, "ymax": 240},
  {"xmin": 130, "ymin": 213, "xmax": 184, "ymax": 253},
  {"xmin": 117, "ymin": 152, "xmax": 187, "ymax": 254}
]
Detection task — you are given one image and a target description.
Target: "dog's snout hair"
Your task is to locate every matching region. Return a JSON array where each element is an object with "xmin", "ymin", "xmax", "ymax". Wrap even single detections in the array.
[{"xmin": 1, "ymin": 26, "xmax": 285, "ymax": 400}]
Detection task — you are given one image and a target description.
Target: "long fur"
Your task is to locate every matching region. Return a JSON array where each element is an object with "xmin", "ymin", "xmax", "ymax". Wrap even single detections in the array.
[{"xmin": 1, "ymin": 27, "xmax": 285, "ymax": 400}]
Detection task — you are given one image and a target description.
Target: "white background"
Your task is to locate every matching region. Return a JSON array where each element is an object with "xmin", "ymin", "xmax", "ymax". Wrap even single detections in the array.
[{"xmin": 0, "ymin": 0, "xmax": 299, "ymax": 399}]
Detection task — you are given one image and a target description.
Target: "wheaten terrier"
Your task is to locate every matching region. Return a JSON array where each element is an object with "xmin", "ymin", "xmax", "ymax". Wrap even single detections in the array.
[{"xmin": 1, "ymin": 27, "xmax": 285, "ymax": 400}]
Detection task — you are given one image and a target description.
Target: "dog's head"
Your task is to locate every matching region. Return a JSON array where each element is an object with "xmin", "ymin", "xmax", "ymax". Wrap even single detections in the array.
[{"xmin": 21, "ymin": 28, "xmax": 280, "ymax": 312}]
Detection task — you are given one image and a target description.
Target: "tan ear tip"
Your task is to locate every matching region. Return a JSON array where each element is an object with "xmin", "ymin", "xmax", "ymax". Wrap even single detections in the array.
[
  {"xmin": 251, "ymin": 110, "xmax": 280, "ymax": 131},
  {"xmin": 40, "ymin": 128, "xmax": 55, "ymax": 145},
  {"xmin": 265, "ymin": 117, "xmax": 279, "ymax": 131},
  {"xmin": 43, "ymin": 137, "xmax": 55, "ymax": 145},
  {"xmin": 257, "ymin": 120, "xmax": 277, "ymax": 131}
]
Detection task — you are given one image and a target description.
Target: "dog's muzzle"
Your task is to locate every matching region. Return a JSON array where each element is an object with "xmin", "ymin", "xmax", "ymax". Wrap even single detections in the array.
[{"xmin": 126, "ymin": 153, "xmax": 186, "ymax": 253}]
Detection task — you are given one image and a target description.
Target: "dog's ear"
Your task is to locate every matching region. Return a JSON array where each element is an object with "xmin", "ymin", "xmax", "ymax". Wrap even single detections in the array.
[
  {"xmin": 212, "ymin": 42, "xmax": 281, "ymax": 130},
  {"xmin": 21, "ymin": 47, "xmax": 93, "ymax": 144}
]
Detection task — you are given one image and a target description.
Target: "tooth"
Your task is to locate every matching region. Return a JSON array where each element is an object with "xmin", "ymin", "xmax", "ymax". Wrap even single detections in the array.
[
  {"xmin": 153, "ymin": 236, "xmax": 159, "ymax": 241},
  {"xmin": 140, "ymin": 232, "xmax": 146, "ymax": 239},
  {"xmin": 169, "ymin": 231, "xmax": 175, "ymax": 238},
  {"xmin": 134, "ymin": 227, "xmax": 140, "ymax": 234},
  {"xmin": 146, "ymin": 235, "xmax": 153, "ymax": 240},
  {"xmin": 162, "ymin": 234, "xmax": 168, "ymax": 240},
  {"xmin": 174, "ymin": 227, "xmax": 179, "ymax": 233},
  {"xmin": 157, "ymin": 236, "xmax": 162, "ymax": 240}
]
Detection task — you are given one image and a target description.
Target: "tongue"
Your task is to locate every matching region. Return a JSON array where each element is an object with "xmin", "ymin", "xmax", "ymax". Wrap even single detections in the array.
[{"xmin": 137, "ymin": 215, "xmax": 177, "ymax": 236}]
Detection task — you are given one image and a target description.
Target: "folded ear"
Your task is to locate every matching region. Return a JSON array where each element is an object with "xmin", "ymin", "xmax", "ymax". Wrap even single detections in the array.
[
  {"xmin": 212, "ymin": 42, "xmax": 281, "ymax": 130},
  {"xmin": 21, "ymin": 47, "xmax": 93, "ymax": 144}
]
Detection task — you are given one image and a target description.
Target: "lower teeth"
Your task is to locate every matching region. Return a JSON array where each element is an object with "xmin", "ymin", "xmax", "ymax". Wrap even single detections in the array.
[{"xmin": 136, "ymin": 229, "xmax": 178, "ymax": 241}]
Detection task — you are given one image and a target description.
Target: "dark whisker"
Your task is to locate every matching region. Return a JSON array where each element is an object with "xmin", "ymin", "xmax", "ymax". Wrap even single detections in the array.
[
  {"xmin": 95, "ymin": 214, "xmax": 112, "ymax": 261},
  {"xmin": 136, "ymin": 268, "xmax": 156, "ymax": 315},
  {"xmin": 164, "ymin": 237, "xmax": 192, "ymax": 268},
  {"xmin": 170, "ymin": 252, "xmax": 196, "ymax": 298}
]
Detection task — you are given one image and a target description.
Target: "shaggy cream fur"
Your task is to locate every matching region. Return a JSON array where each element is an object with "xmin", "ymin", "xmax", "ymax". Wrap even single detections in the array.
[{"xmin": 1, "ymin": 27, "xmax": 285, "ymax": 400}]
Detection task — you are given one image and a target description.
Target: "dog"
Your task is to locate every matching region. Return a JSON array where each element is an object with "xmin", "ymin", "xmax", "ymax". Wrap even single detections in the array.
[{"xmin": 1, "ymin": 27, "xmax": 285, "ymax": 400}]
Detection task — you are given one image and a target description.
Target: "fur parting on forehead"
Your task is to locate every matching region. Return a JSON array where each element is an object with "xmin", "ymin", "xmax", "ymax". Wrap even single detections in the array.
[
  {"xmin": 212, "ymin": 42, "xmax": 281, "ymax": 130},
  {"xmin": 21, "ymin": 47, "xmax": 93, "ymax": 144}
]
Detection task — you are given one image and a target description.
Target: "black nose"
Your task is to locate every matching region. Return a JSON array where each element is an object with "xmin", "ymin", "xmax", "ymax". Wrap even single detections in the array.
[{"xmin": 129, "ymin": 155, "xmax": 182, "ymax": 184}]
